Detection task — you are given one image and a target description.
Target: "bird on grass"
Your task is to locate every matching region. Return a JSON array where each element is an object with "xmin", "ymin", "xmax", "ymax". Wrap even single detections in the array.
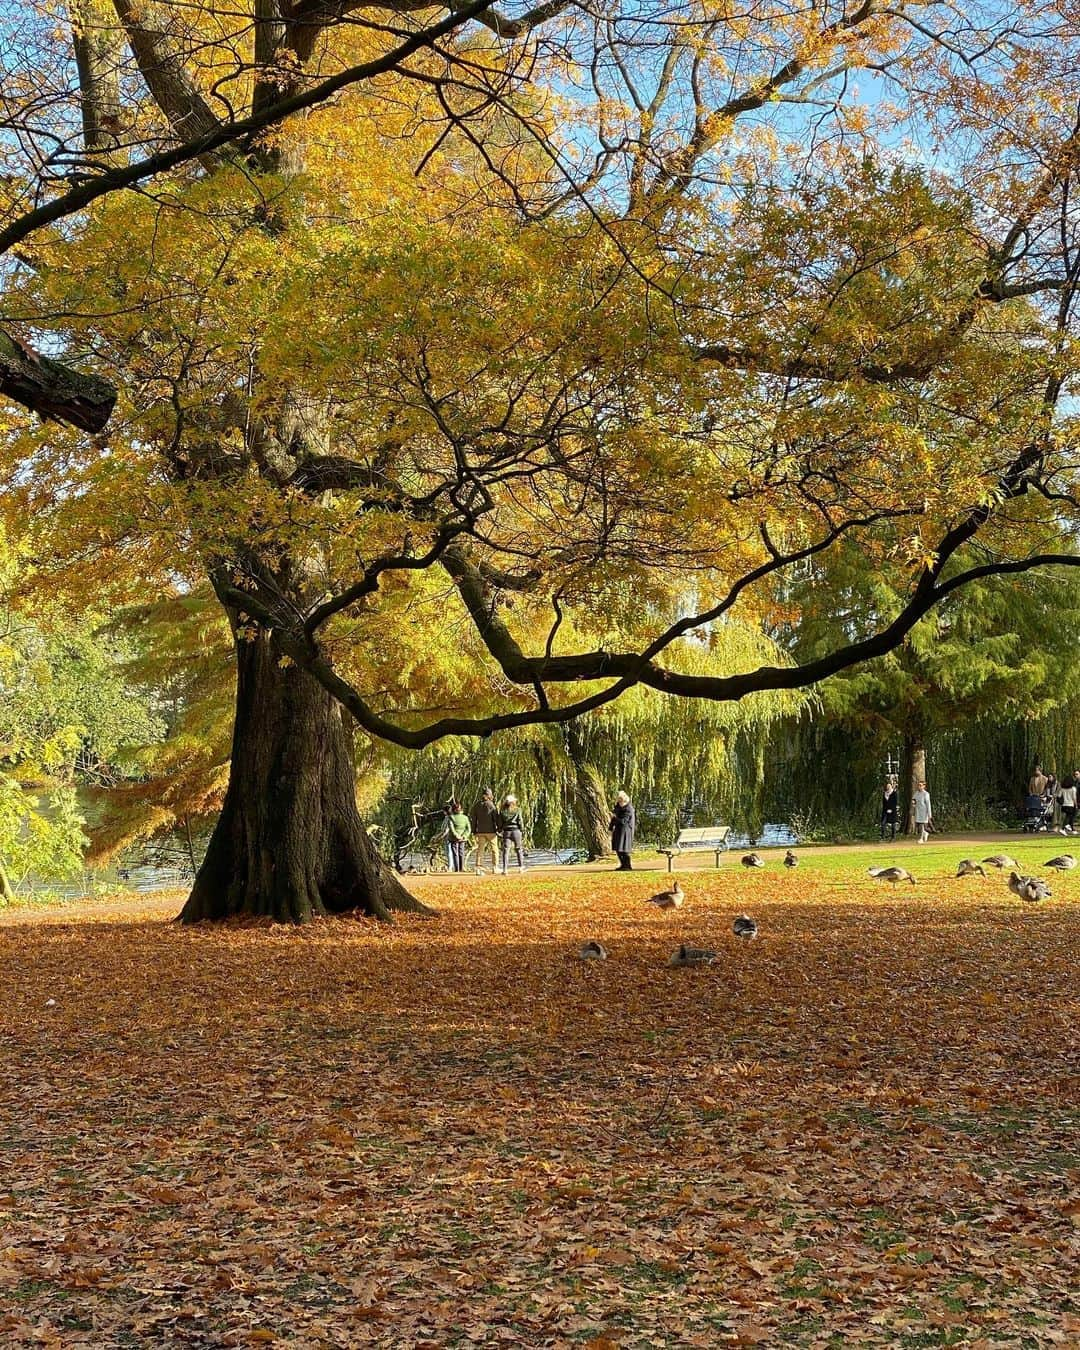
[
  {"xmin": 981, "ymin": 854, "xmax": 1018, "ymax": 870},
  {"xmin": 955, "ymin": 859, "xmax": 986, "ymax": 878},
  {"xmin": 868, "ymin": 866, "xmax": 916, "ymax": 886},
  {"xmin": 668, "ymin": 944, "xmax": 717, "ymax": 968},
  {"xmin": 741, "ymin": 852, "xmax": 765, "ymax": 868},
  {"xmin": 783, "ymin": 850, "xmax": 799, "ymax": 868},
  {"xmin": 732, "ymin": 915, "xmax": 758, "ymax": 940},
  {"xmin": 646, "ymin": 880, "xmax": 684, "ymax": 910},
  {"xmin": 1009, "ymin": 872, "xmax": 1051, "ymax": 903},
  {"xmin": 1044, "ymin": 854, "xmax": 1076, "ymax": 870},
  {"xmin": 578, "ymin": 940, "xmax": 608, "ymax": 961}
]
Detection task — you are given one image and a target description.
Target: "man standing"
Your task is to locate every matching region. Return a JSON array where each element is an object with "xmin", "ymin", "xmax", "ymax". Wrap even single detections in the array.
[
  {"xmin": 912, "ymin": 780, "xmax": 933, "ymax": 844},
  {"xmin": 498, "ymin": 794, "xmax": 527, "ymax": 874},
  {"xmin": 470, "ymin": 788, "xmax": 500, "ymax": 873}
]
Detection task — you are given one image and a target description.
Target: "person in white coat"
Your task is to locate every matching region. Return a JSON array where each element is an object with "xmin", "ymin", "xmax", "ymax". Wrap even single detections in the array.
[{"xmin": 912, "ymin": 780, "xmax": 933, "ymax": 843}]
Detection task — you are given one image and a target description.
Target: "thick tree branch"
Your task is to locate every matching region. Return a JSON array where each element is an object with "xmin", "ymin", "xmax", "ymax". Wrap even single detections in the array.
[
  {"xmin": 0, "ymin": 329, "xmax": 116, "ymax": 432},
  {"xmin": 0, "ymin": 0, "xmax": 496, "ymax": 261}
]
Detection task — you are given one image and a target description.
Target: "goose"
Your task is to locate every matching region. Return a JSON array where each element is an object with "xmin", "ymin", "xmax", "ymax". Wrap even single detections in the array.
[
  {"xmin": 646, "ymin": 880, "xmax": 684, "ymax": 910},
  {"xmin": 668, "ymin": 944, "xmax": 717, "ymax": 968},
  {"xmin": 955, "ymin": 859, "xmax": 986, "ymax": 878},
  {"xmin": 578, "ymin": 940, "xmax": 608, "ymax": 961},
  {"xmin": 1044, "ymin": 854, "xmax": 1076, "ymax": 870},
  {"xmin": 868, "ymin": 866, "xmax": 916, "ymax": 886},
  {"xmin": 783, "ymin": 850, "xmax": 799, "ymax": 868},
  {"xmin": 981, "ymin": 854, "xmax": 1018, "ymax": 870},
  {"xmin": 732, "ymin": 915, "xmax": 758, "ymax": 939},
  {"xmin": 1009, "ymin": 872, "xmax": 1051, "ymax": 903},
  {"xmin": 741, "ymin": 852, "xmax": 765, "ymax": 868}
]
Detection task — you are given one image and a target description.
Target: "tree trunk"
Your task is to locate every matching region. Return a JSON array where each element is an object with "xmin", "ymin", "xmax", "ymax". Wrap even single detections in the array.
[
  {"xmin": 0, "ymin": 860, "xmax": 13, "ymax": 906},
  {"xmin": 179, "ymin": 628, "xmax": 432, "ymax": 923},
  {"xmin": 902, "ymin": 733, "xmax": 926, "ymax": 835},
  {"xmin": 564, "ymin": 722, "xmax": 612, "ymax": 859}
]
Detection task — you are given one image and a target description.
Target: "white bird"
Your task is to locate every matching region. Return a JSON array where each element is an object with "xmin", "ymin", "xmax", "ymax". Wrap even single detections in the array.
[
  {"xmin": 868, "ymin": 866, "xmax": 916, "ymax": 886},
  {"xmin": 732, "ymin": 914, "xmax": 758, "ymax": 939},
  {"xmin": 741, "ymin": 852, "xmax": 765, "ymax": 868},
  {"xmin": 981, "ymin": 854, "xmax": 1018, "ymax": 870},
  {"xmin": 646, "ymin": 880, "xmax": 684, "ymax": 910},
  {"xmin": 1044, "ymin": 854, "xmax": 1076, "ymax": 870},
  {"xmin": 578, "ymin": 940, "xmax": 608, "ymax": 960},
  {"xmin": 783, "ymin": 850, "xmax": 798, "ymax": 868},
  {"xmin": 668, "ymin": 944, "xmax": 717, "ymax": 968},
  {"xmin": 1009, "ymin": 872, "xmax": 1051, "ymax": 903},
  {"xmin": 955, "ymin": 859, "xmax": 986, "ymax": 878}
]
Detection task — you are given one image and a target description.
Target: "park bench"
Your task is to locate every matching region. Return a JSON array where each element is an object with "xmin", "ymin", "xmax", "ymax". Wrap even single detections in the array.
[{"xmin": 658, "ymin": 826, "xmax": 731, "ymax": 871}]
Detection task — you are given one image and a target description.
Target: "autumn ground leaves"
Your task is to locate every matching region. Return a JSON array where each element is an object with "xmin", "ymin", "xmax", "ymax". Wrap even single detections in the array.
[{"xmin": 0, "ymin": 849, "xmax": 1077, "ymax": 1346}]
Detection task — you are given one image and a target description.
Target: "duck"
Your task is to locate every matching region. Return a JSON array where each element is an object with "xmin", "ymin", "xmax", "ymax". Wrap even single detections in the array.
[
  {"xmin": 868, "ymin": 866, "xmax": 916, "ymax": 886},
  {"xmin": 783, "ymin": 850, "xmax": 799, "ymax": 868},
  {"xmin": 981, "ymin": 854, "xmax": 1018, "ymax": 870},
  {"xmin": 741, "ymin": 852, "xmax": 765, "ymax": 868},
  {"xmin": 1044, "ymin": 854, "xmax": 1076, "ymax": 870},
  {"xmin": 578, "ymin": 940, "xmax": 608, "ymax": 961},
  {"xmin": 668, "ymin": 944, "xmax": 717, "ymax": 968},
  {"xmin": 955, "ymin": 859, "xmax": 986, "ymax": 878},
  {"xmin": 1008, "ymin": 871, "xmax": 1051, "ymax": 903},
  {"xmin": 646, "ymin": 880, "xmax": 684, "ymax": 910},
  {"xmin": 732, "ymin": 915, "xmax": 758, "ymax": 939}
]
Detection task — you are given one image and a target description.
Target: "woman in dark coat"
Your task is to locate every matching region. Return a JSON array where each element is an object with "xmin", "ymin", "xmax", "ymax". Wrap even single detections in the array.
[
  {"xmin": 880, "ymin": 776, "xmax": 898, "ymax": 841},
  {"xmin": 610, "ymin": 790, "xmax": 636, "ymax": 870}
]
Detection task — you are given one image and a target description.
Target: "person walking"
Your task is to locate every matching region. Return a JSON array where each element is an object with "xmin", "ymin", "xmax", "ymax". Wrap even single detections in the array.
[
  {"xmin": 1029, "ymin": 763, "xmax": 1048, "ymax": 797},
  {"xmin": 498, "ymin": 794, "xmax": 527, "ymax": 873},
  {"xmin": 880, "ymin": 775, "xmax": 899, "ymax": 841},
  {"xmin": 1059, "ymin": 771, "xmax": 1078, "ymax": 835},
  {"xmin": 446, "ymin": 801, "xmax": 472, "ymax": 873},
  {"xmin": 1044, "ymin": 770, "xmax": 1058, "ymax": 828},
  {"xmin": 609, "ymin": 790, "xmax": 636, "ymax": 870},
  {"xmin": 912, "ymin": 780, "xmax": 933, "ymax": 843},
  {"xmin": 470, "ymin": 788, "xmax": 500, "ymax": 873}
]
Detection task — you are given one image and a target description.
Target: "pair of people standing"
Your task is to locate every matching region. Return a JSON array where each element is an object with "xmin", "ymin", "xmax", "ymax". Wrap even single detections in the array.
[
  {"xmin": 879, "ymin": 776, "xmax": 933, "ymax": 842},
  {"xmin": 469, "ymin": 790, "xmax": 527, "ymax": 873}
]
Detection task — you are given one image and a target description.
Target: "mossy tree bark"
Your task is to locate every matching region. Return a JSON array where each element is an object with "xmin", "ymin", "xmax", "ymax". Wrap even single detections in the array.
[{"xmin": 563, "ymin": 721, "xmax": 612, "ymax": 859}]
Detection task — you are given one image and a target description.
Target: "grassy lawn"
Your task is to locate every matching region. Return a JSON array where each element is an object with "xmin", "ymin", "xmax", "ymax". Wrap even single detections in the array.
[{"xmin": 0, "ymin": 844, "xmax": 1076, "ymax": 1345}]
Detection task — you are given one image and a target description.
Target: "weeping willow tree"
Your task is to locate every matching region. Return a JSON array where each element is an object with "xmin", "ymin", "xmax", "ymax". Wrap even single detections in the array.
[
  {"xmin": 768, "ymin": 536, "xmax": 1080, "ymax": 836},
  {"xmin": 377, "ymin": 624, "xmax": 810, "ymax": 859}
]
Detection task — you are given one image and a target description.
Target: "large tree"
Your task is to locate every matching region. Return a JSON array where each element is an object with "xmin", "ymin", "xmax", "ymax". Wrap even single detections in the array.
[{"xmin": 2, "ymin": 2, "xmax": 1079, "ymax": 921}]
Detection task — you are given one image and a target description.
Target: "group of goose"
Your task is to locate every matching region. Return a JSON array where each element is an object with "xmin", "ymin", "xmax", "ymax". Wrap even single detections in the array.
[
  {"xmin": 578, "ymin": 879, "xmax": 760, "ymax": 967},
  {"xmin": 579, "ymin": 845, "xmax": 1074, "ymax": 964},
  {"xmin": 868, "ymin": 851, "xmax": 1075, "ymax": 902},
  {"xmin": 740, "ymin": 850, "xmax": 798, "ymax": 869}
]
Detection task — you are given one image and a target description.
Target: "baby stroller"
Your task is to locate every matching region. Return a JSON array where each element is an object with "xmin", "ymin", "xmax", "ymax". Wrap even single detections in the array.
[{"xmin": 1021, "ymin": 794, "xmax": 1054, "ymax": 832}]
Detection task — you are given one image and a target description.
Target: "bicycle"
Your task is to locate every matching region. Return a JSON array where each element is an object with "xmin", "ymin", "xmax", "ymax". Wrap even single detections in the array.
[{"xmin": 396, "ymin": 800, "xmax": 452, "ymax": 874}]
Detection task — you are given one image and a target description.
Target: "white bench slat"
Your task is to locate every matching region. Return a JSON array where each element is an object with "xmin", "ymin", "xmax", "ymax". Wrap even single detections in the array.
[
  {"xmin": 674, "ymin": 827, "xmax": 730, "ymax": 847},
  {"xmin": 657, "ymin": 825, "xmax": 731, "ymax": 871}
]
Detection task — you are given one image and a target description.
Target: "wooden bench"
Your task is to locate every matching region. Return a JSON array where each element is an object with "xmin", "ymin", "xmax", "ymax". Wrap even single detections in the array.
[{"xmin": 658, "ymin": 826, "xmax": 731, "ymax": 871}]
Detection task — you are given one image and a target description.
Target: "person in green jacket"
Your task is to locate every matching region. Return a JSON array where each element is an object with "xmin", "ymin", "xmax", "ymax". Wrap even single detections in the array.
[{"xmin": 446, "ymin": 801, "xmax": 472, "ymax": 872}]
